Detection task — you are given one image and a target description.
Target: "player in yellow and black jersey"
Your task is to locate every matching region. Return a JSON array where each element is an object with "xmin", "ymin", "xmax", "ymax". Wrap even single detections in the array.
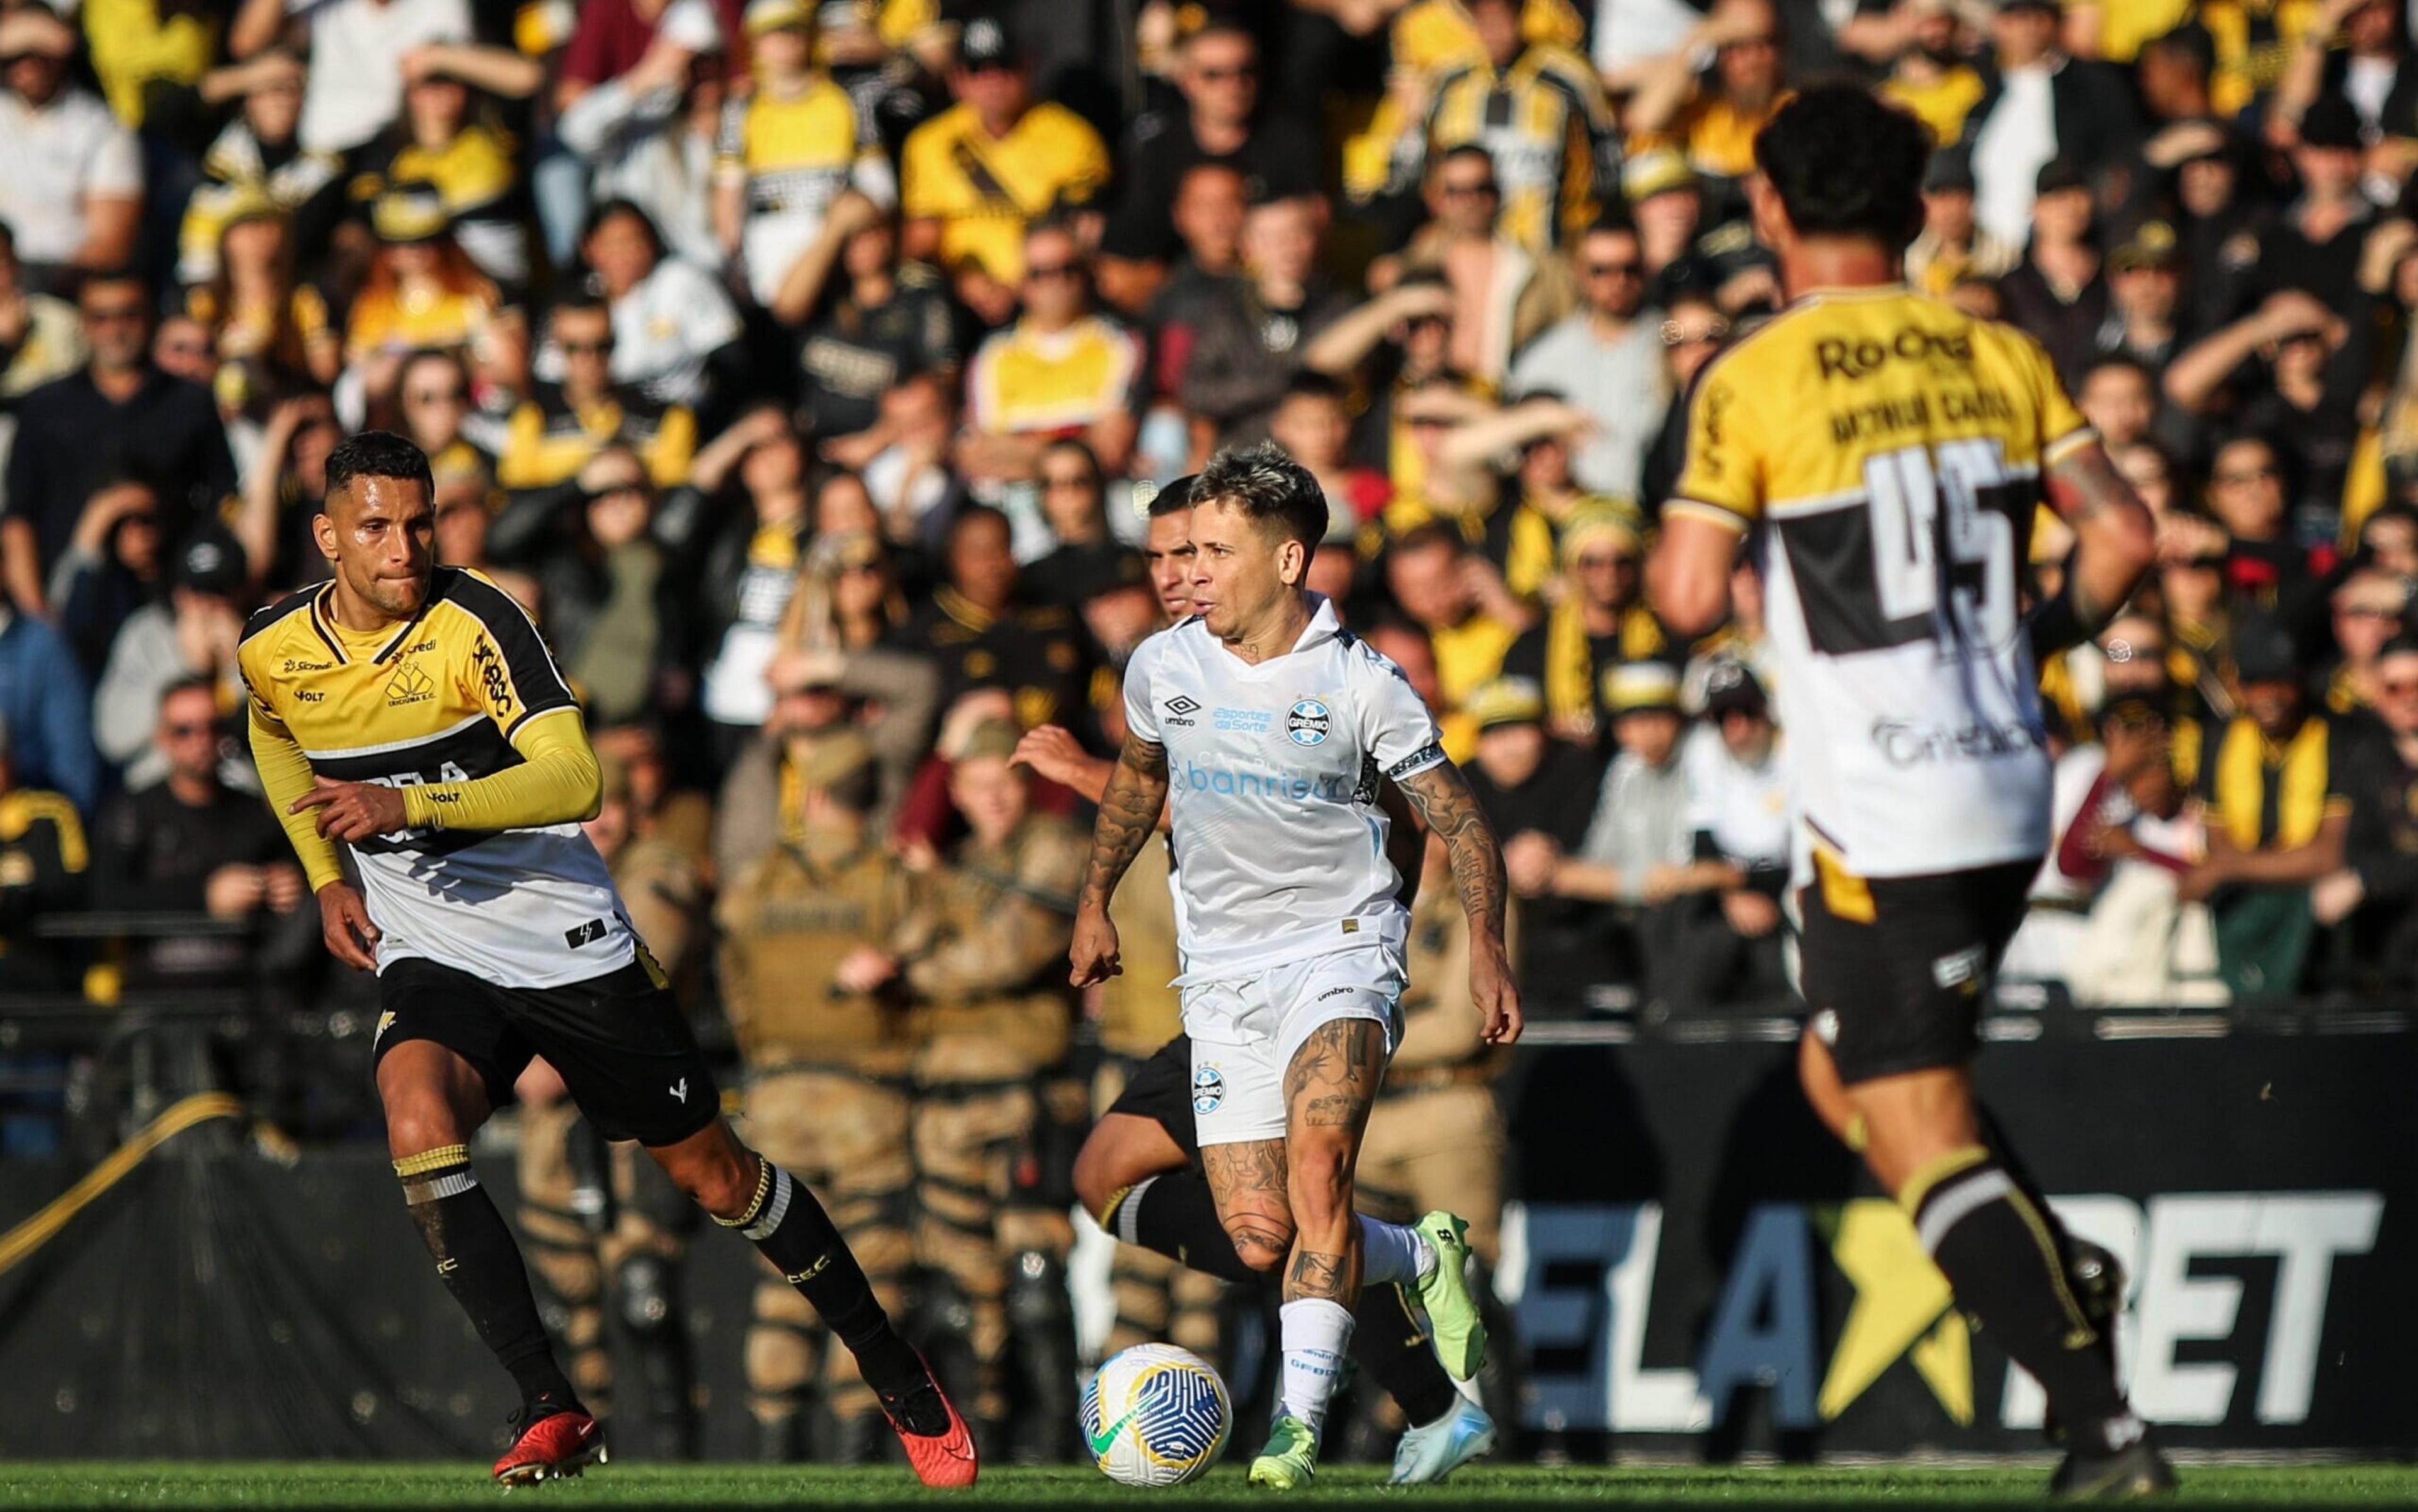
[
  {"xmin": 240, "ymin": 431, "xmax": 977, "ymax": 1491},
  {"xmin": 1646, "ymin": 87, "xmax": 2171, "ymax": 1501}
]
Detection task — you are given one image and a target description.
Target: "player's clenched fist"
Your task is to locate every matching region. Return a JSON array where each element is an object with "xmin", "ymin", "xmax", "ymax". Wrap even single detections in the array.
[
  {"xmin": 1470, "ymin": 940, "xmax": 1523, "ymax": 1046},
  {"xmin": 316, "ymin": 881, "xmax": 382, "ymax": 970},
  {"xmin": 291, "ymin": 776, "xmax": 409, "ymax": 841},
  {"xmin": 1069, "ymin": 904, "xmax": 1122, "ymax": 987}
]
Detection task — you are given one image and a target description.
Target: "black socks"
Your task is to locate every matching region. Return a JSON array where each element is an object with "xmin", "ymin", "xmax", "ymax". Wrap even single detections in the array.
[{"xmin": 395, "ymin": 1144, "xmax": 579, "ymax": 1418}]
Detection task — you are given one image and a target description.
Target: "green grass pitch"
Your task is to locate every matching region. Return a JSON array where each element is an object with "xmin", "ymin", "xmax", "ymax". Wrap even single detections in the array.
[{"xmin": 3, "ymin": 1463, "xmax": 2415, "ymax": 1509}]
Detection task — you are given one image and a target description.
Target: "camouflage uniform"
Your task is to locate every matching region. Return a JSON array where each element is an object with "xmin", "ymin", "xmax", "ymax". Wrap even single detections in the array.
[
  {"xmin": 515, "ymin": 833, "xmax": 704, "ymax": 1457},
  {"xmin": 1092, "ymin": 838, "xmax": 1223, "ymax": 1362},
  {"xmin": 888, "ymin": 806, "xmax": 1087, "ymax": 1435},
  {"xmin": 716, "ymin": 804, "xmax": 919, "ymax": 1459}
]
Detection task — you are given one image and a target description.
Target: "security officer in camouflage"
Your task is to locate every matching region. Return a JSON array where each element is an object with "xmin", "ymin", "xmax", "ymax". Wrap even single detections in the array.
[
  {"xmin": 714, "ymin": 728, "xmax": 919, "ymax": 1462},
  {"xmin": 514, "ymin": 758, "xmax": 707, "ymax": 1459},
  {"xmin": 832, "ymin": 717, "xmax": 1087, "ymax": 1452}
]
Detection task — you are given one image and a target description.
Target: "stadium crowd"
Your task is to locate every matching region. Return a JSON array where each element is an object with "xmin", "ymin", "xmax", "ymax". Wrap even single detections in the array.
[{"xmin": 0, "ymin": 0, "xmax": 2411, "ymax": 1466}]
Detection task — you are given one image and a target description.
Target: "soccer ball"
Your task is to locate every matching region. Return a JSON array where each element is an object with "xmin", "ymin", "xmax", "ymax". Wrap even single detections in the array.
[{"xmin": 1080, "ymin": 1343, "xmax": 1232, "ymax": 1486}]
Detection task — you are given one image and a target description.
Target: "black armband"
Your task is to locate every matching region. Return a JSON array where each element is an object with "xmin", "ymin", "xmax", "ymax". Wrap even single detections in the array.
[{"xmin": 2026, "ymin": 578, "xmax": 2092, "ymax": 661}]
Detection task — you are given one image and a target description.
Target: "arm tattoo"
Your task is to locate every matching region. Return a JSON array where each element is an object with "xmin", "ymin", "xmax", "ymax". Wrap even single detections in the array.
[
  {"xmin": 1286, "ymin": 1249, "xmax": 1349, "ymax": 1302},
  {"xmin": 1398, "ymin": 761, "xmax": 1509, "ymax": 950},
  {"xmin": 2045, "ymin": 441, "xmax": 2155, "ymax": 632},
  {"xmin": 1079, "ymin": 732, "xmax": 1170, "ymax": 909}
]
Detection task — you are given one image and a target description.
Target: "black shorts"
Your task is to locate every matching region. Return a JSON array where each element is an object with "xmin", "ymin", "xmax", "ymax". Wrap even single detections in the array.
[
  {"xmin": 375, "ymin": 956, "xmax": 720, "ymax": 1146},
  {"xmin": 1796, "ymin": 857, "xmax": 2035, "ymax": 1086},
  {"xmin": 1105, "ymin": 1033, "xmax": 1201, "ymax": 1168}
]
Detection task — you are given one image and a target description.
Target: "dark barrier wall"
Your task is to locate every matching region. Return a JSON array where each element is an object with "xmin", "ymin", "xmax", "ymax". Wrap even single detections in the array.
[{"xmin": 0, "ymin": 1018, "xmax": 2407, "ymax": 1458}]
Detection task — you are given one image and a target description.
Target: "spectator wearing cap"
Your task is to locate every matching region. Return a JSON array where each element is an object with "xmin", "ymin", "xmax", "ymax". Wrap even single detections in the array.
[
  {"xmin": 2179, "ymin": 615, "xmax": 2354, "ymax": 996},
  {"xmin": 1965, "ymin": 0, "xmax": 2140, "ymax": 252},
  {"xmin": 93, "ymin": 525, "xmax": 248, "ymax": 791},
  {"xmin": 1096, "ymin": 21, "xmax": 1320, "ymax": 299},
  {"xmin": 2099, "ymin": 220, "xmax": 2191, "ymax": 375},
  {"xmin": 1405, "ymin": 0, "xmax": 1617, "ymax": 254},
  {"xmin": 2242, "ymin": 93, "xmax": 2377, "ymax": 312},
  {"xmin": 1997, "ymin": 158, "xmax": 2111, "ymax": 387},
  {"xmin": 1626, "ymin": 0, "xmax": 1790, "ymax": 187},
  {"xmin": 899, "ymin": 13, "xmax": 1109, "ymax": 327},
  {"xmin": 1181, "ymin": 194, "xmax": 1351, "ymax": 449},
  {"xmin": 959, "ymin": 222, "xmax": 1143, "ymax": 486},
  {"xmin": 1504, "ymin": 508, "xmax": 1664, "ymax": 744},
  {"xmin": 1875, "ymin": 0, "xmax": 1987, "ymax": 149},
  {"xmin": 713, "ymin": 0, "xmax": 898, "ymax": 309},
  {"xmin": 0, "ymin": 6, "xmax": 139, "ymax": 292},
  {"xmin": 91, "ymin": 676, "xmax": 305, "ymax": 993},
  {"xmin": 499, "ymin": 292, "xmax": 696, "ymax": 496},
  {"xmin": 553, "ymin": 0, "xmax": 729, "ymax": 273},
  {"xmin": 486, "ymin": 446, "xmax": 673, "ymax": 725},
  {"xmin": 340, "ymin": 185, "xmax": 521, "ymax": 418},
  {"xmin": 1649, "ymin": 659, "xmax": 1790, "ymax": 1007},
  {"xmin": 1507, "ymin": 219, "xmax": 1666, "ymax": 499},
  {"xmin": 3, "ymin": 271, "xmax": 235, "ymax": 618},
  {"xmin": 2314, "ymin": 632, "xmax": 2418, "ymax": 982},
  {"xmin": 2144, "ymin": 114, "xmax": 2271, "ymax": 338},
  {"xmin": 1458, "ymin": 672, "xmax": 1599, "ymax": 986},
  {"xmin": 1023, "ymin": 439, "xmax": 1144, "ymax": 615},
  {"xmin": 174, "ymin": 49, "xmax": 344, "ymax": 290},
  {"xmin": 1907, "ymin": 150, "xmax": 2020, "ymax": 300}
]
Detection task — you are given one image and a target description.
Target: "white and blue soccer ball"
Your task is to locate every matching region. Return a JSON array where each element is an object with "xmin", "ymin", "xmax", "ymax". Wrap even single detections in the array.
[{"xmin": 1080, "ymin": 1343, "xmax": 1232, "ymax": 1487}]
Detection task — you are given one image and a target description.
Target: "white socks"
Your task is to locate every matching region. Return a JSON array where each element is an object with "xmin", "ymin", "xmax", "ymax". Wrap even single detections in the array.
[
  {"xmin": 1358, "ymin": 1217, "xmax": 1437, "ymax": 1287},
  {"xmin": 1277, "ymin": 1298, "xmax": 1354, "ymax": 1430}
]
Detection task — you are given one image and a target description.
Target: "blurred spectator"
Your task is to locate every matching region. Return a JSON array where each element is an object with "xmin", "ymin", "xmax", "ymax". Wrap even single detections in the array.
[
  {"xmin": 1181, "ymin": 195, "xmax": 1348, "ymax": 448},
  {"xmin": 190, "ymin": 207, "xmax": 340, "ymax": 402},
  {"xmin": 1652, "ymin": 660, "xmax": 1789, "ymax": 1006},
  {"xmin": 2243, "ymin": 95, "xmax": 2373, "ymax": 312},
  {"xmin": 1626, "ymin": 0, "xmax": 1789, "ymax": 187},
  {"xmin": 2098, "ymin": 222, "xmax": 2188, "ymax": 377},
  {"xmin": 1023, "ymin": 439, "xmax": 1142, "ymax": 613},
  {"xmin": 692, "ymin": 407, "xmax": 814, "ymax": 755},
  {"xmin": 1302, "ymin": 273, "xmax": 1465, "ymax": 492},
  {"xmin": 1387, "ymin": 146, "xmax": 1577, "ymax": 390},
  {"xmin": 713, "ymin": 0, "xmax": 897, "ymax": 309},
  {"xmin": 1409, "ymin": 0, "xmax": 1615, "ymax": 254},
  {"xmin": 176, "ymin": 49, "xmax": 341, "ymax": 289},
  {"xmin": 2273, "ymin": 0, "xmax": 2407, "ymax": 141},
  {"xmin": 579, "ymin": 199, "xmax": 740, "ymax": 413},
  {"xmin": 2181, "ymin": 617, "xmax": 2352, "ymax": 997},
  {"xmin": 1964, "ymin": 0, "xmax": 2138, "ymax": 251},
  {"xmin": 897, "ymin": 503, "xmax": 1102, "ymax": 735},
  {"xmin": 499, "ymin": 292, "xmax": 696, "ymax": 492},
  {"xmin": 91, "ymin": 677, "xmax": 304, "ymax": 991},
  {"xmin": 489, "ymin": 446, "xmax": 673, "ymax": 724},
  {"xmin": 1098, "ymin": 21, "xmax": 1318, "ymax": 292},
  {"xmin": 1907, "ymin": 150, "xmax": 2018, "ymax": 300},
  {"xmin": 1383, "ymin": 522, "xmax": 1526, "ymax": 759},
  {"xmin": 48, "ymin": 480, "xmax": 164, "ymax": 674},
  {"xmin": 2199, "ymin": 435, "xmax": 2316, "ymax": 607},
  {"xmin": 350, "ymin": 54, "xmax": 535, "ymax": 290},
  {"xmin": 2324, "ymin": 564, "xmax": 2410, "ymax": 713},
  {"xmin": 0, "ymin": 714, "xmax": 88, "ymax": 990},
  {"xmin": 231, "ymin": 0, "xmax": 480, "ymax": 157},
  {"xmin": 4, "ymin": 271, "xmax": 234, "ymax": 617},
  {"xmin": 2156, "ymin": 118, "xmax": 2268, "ymax": 338},
  {"xmin": 554, "ymin": 4, "xmax": 727, "ymax": 273},
  {"xmin": 233, "ymin": 391, "xmax": 343, "ymax": 587},
  {"xmin": 1460, "ymin": 673, "xmax": 1598, "ymax": 867},
  {"xmin": 2169, "ymin": 290, "xmax": 2363, "ymax": 527},
  {"xmin": 0, "ymin": 586, "xmax": 94, "ymax": 813},
  {"xmin": 1638, "ymin": 290, "xmax": 1732, "ymax": 513},
  {"xmin": 1507, "ymin": 218, "xmax": 1666, "ymax": 500},
  {"xmin": 960, "ymin": 223, "xmax": 1142, "ymax": 485},
  {"xmin": 781, "ymin": 195, "xmax": 958, "ymax": 443},
  {"xmin": 1504, "ymin": 508, "xmax": 1663, "ymax": 744},
  {"xmin": 855, "ymin": 370, "xmax": 964, "ymax": 545},
  {"xmin": 1133, "ymin": 162, "xmax": 1245, "ymax": 402},
  {"xmin": 0, "ymin": 6, "xmax": 140, "ymax": 290},
  {"xmin": 0, "ymin": 223, "xmax": 85, "ymax": 403},
  {"xmin": 900, "ymin": 15, "xmax": 1108, "ymax": 327},
  {"xmin": 2317, "ymin": 632, "xmax": 2418, "ymax": 981},
  {"xmin": 1997, "ymin": 159, "xmax": 2108, "ymax": 386},
  {"xmin": 391, "ymin": 350, "xmax": 487, "ymax": 478},
  {"xmin": 341, "ymin": 188, "xmax": 523, "ymax": 416},
  {"xmin": 1269, "ymin": 374, "xmax": 1388, "ymax": 546},
  {"xmin": 94, "ymin": 525, "xmax": 247, "ymax": 788},
  {"xmin": 1875, "ymin": 0, "xmax": 1987, "ymax": 149}
]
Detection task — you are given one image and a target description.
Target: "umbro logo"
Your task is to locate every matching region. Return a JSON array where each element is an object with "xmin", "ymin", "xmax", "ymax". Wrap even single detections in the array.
[
  {"xmin": 669, "ymin": 1078, "xmax": 689, "ymax": 1104},
  {"xmin": 1164, "ymin": 695, "xmax": 1200, "ymax": 727}
]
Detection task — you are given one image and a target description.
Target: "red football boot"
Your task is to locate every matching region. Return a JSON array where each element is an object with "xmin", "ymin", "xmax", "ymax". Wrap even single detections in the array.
[
  {"xmin": 491, "ymin": 1407, "xmax": 606, "ymax": 1485},
  {"xmin": 878, "ymin": 1356, "xmax": 979, "ymax": 1489}
]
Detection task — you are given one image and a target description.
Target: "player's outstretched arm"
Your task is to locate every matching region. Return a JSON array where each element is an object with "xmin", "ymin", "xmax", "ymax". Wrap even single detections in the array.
[
  {"xmin": 2036, "ymin": 438, "xmax": 2158, "ymax": 657},
  {"xmin": 1397, "ymin": 760, "xmax": 1522, "ymax": 1045},
  {"xmin": 1070, "ymin": 730, "xmax": 1170, "ymax": 987}
]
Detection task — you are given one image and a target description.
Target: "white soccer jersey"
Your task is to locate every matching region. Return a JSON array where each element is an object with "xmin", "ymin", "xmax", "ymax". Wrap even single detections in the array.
[{"xmin": 1125, "ymin": 594, "xmax": 1446, "ymax": 981}]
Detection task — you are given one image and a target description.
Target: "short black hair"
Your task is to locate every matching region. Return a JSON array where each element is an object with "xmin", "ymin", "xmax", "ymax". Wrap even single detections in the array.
[
  {"xmin": 1280, "ymin": 371, "xmax": 1349, "ymax": 406},
  {"xmin": 581, "ymin": 197, "xmax": 664, "ymax": 259},
  {"xmin": 947, "ymin": 501, "xmax": 1013, "ymax": 546},
  {"xmin": 1753, "ymin": 84, "xmax": 1931, "ymax": 252},
  {"xmin": 1147, "ymin": 473, "xmax": 1199, "ymax": 519},
  {"xmin": 325, "ymin": 429, "xmax": 434, "ymax": 508},
  {"xmin": 1190, "ymin": 441, "xmax": 1327, "ymax": 549},
  {"xmin": 158, "ymin": 673, "xmax": 218, "ymax": 713}
]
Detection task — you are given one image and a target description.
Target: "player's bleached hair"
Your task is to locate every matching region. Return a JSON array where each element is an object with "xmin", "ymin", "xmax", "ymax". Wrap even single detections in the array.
[
  {"xmin": 1190, "ymin": 441, "xmax": 1327, "ymax": 549},
  {"xmin": 324, "ymin": 429, "xmax": 434, "ymax": 508}
]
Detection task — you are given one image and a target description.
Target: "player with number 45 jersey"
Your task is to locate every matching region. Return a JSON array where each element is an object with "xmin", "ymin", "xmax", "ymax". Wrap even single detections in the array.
[{"xmin": 1650, "ymin": 86, "xmax": 2170, "ymax": 1501}]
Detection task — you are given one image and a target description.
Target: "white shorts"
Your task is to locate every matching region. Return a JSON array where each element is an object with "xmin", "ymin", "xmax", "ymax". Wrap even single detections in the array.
[{"xmin": 1181, "ymin": 943, "xmax": 1405, "ymax": 1148}]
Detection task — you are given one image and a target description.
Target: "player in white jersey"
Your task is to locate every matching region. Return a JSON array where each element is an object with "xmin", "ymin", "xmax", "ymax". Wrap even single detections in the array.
[
  {"xmin": 1071, "ymin": 444, "xmax": 1522, "ymax": 1489},
  {"xmin": 1648, "ymin": 87, "xmax": 2170, "ymax": 1498},
  {"xmin": 242, "ymin": 431, "xmax": 976, "ymax": 1490}
]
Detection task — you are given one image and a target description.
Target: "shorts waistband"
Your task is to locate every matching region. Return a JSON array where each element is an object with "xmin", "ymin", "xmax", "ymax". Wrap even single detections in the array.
[{"xmin": 1171, "ymin": 911, "xmax": 1408, "ymax": 988}]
